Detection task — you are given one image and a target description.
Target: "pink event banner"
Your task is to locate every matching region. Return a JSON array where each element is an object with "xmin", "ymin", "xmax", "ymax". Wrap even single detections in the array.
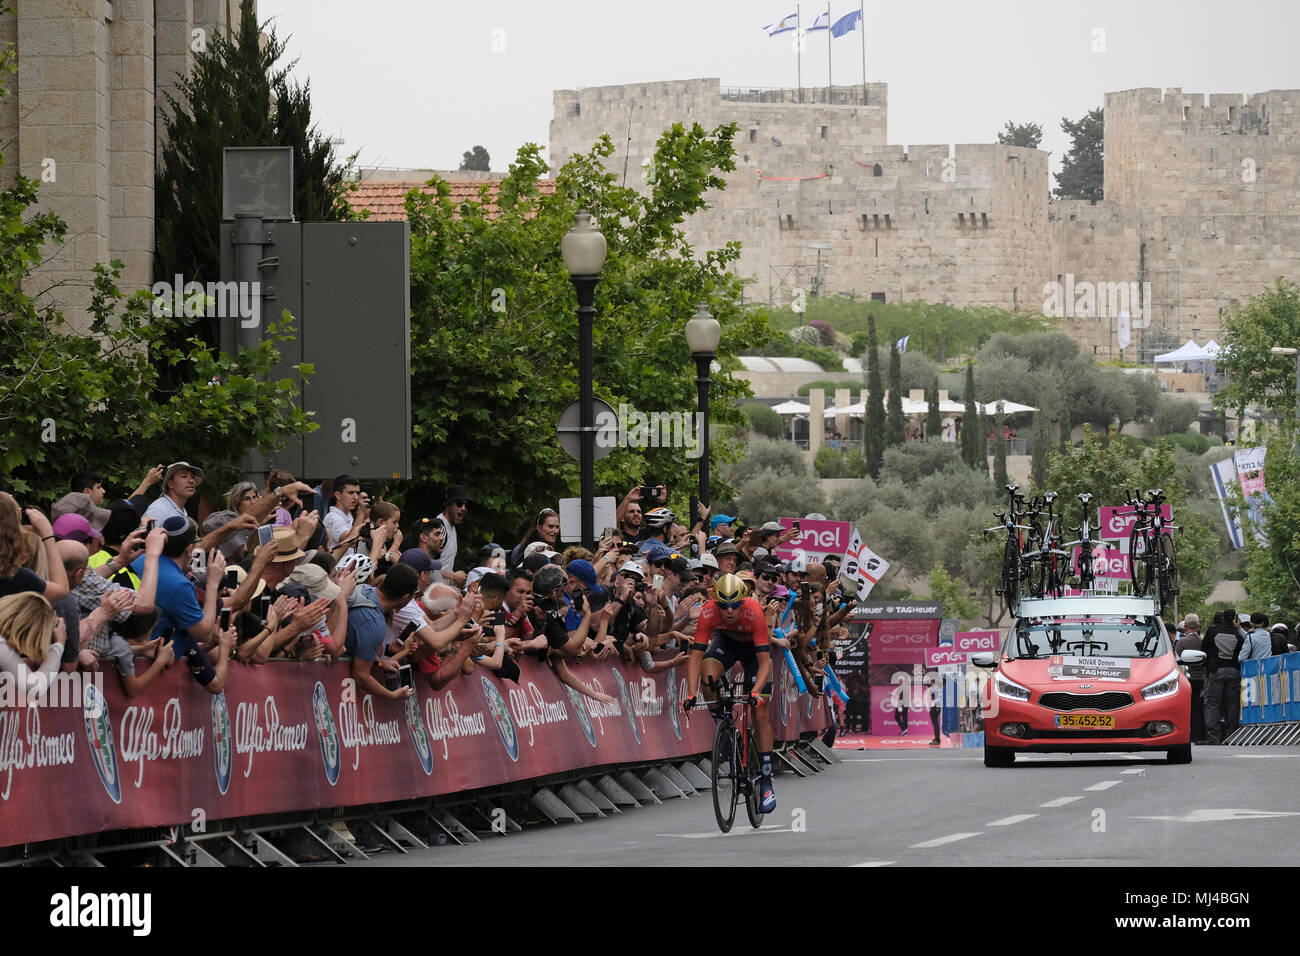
[
  {"xmin": 1097, "ymin": 504, "xmax": 1172, "ymax": 540},
  {"xmin": 773, "ymin": 518, "xmax": 853, "ymax": 561},
  {"xmin": 1073, "ymin": 546, "xmax": 1131, "ymax": 579},
  {"xmin": 953, "ymin": 630, "xmax": 1000, "ymax": 655},
  {"xmin": 869, "ymin": 687, "xmax": 937, "ymax": 736},
  {"xmin": 869, "ymin": 618, "xmax": 940, "ymax": 664},
  {"xmin": 925, "ymin": 648, "xmax": 969, "ymax": 667}
]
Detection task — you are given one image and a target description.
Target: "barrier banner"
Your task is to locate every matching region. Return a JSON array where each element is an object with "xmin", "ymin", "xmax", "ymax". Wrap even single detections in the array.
[
  {"xmin": 2, "ymin": 651, "xmax": 827, "ymax": 849},
  {"xmin": 1261, "ymin": 656, "xmax": 1285, "ymax": 724},
  {"xmin": 1239, "ymin": 659, "xmax": 1262, "ymax": 724},
  {"xmin": 1284, "ymin": 653, "xmax": 1300, "ymax": 722}
]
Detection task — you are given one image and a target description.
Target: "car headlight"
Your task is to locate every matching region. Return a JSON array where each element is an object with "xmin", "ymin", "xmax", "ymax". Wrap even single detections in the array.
[
  {"xmin": 1141, "ymin": 668, "xmax": 1182, "ymax": 700},
  {"xmin": 994, "ymin": 673, "xmax": 1031, "ymax": 702}
]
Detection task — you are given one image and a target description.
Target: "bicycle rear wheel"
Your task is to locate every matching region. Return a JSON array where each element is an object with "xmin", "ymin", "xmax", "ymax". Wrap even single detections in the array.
[
  {"xmin": 1002, "ymin": 536, "xmax": 1021, "ymax": 609},
  {"xmin": 1158, "ymin": 532, "xmax": 1179, "ymax": 602},
  {"xmin": 744, "ymin": 726, "xmax": 765, "ymax": 829},
  {"xmin": 1128, "ymin": 527, "xmax": 1153, "ymax": 597},
  {"xmin": 711, "ymin": 719, "xmax": 739, "ymax": 833},
  {"xmin": 1077, "ymin": 548, "xmax": 1095, "ymax": 590}
]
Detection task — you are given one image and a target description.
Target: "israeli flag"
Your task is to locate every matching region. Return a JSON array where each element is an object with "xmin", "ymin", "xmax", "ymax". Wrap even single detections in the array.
[
  {"xmin": 897, "ymin": 335, "xmax": 910, "ymax": 353},
  {"xmin": 806, "ymin": 11, "xmax": 830, "ymax": 31},
  {"xmin": 830, "ymin": 9, "xmax": 862, "ymax": 37},
  {"xmin": 764, "ymin": 12, "xmax": 799, "ymax": 35}
]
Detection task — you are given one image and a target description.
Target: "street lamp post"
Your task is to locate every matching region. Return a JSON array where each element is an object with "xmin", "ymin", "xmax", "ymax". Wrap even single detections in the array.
[
  {"xmin": 1270, "ymin": 346, "xmax": 1300, "ymax": 452},
  {"xmin": 685, "ymin": 302, "xmax": 722, "ymax": 521},
  {"xmin": 562, "ymin": 210, "xmax": 607, "ymax": 549}
]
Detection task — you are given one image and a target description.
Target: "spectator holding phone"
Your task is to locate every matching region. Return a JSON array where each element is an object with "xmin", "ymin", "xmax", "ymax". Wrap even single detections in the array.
[
  {"xmin": 343, "ymin": 562, "xmax": 419, "ymax": 700},
  {"xmin": 324, "ymin": 475, "xmax": 365, "ymax": 551},
  {"xmin": 127, "ymin": 515, "xmax": 234, "ymax": 694},
  {"xmin": 0, "ymin": 495, "xmax": 71, "ymax": 603}
]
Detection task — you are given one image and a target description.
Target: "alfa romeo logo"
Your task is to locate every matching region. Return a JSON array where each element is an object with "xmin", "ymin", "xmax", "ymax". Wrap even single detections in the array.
[
  {"xmin": 406, "ymin": 692, "xmax": 433, "ymax": 775},
  {"xmin": 610, "ymin": 668, "xmax": 640, "ymax": 743},
  {"xmin": 82, "ymin": 683, "xmax": 121, "ymax": 805},
  {"xmin": 211, "ymin": 691, "xmax": 233, "ymax": 795},
  {"xmin": 481, "ymin": 676, "xmax": 519, "ymax": 761},
  {"xmin": 563, "ymin": 684, "xmax": 597, "ymax": 748},
  {"xmin": 312, "ymin": 681, "xmax": 341, "ymax": 786},
  {"xmin": 665, "ymin": 667, "xmax": 681, "ymax": 740}
]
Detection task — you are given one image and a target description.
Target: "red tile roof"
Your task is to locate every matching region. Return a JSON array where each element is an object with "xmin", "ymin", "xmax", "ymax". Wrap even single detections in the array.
[{"xmin": 345, "ymin": 178, "xmax": 557, "ymax": 221}]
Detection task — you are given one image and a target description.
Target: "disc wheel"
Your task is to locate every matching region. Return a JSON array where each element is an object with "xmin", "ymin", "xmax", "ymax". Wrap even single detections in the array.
[
  {"xmin": 710, "ymin": 720, "xmax": 739, "ymax": 833},
  {"xmin": 1129, "ymin": 527, "xmax": 1153, "ymax": 597},
  {"xmin": 744, "ymin": 728, "xmax": 765, "ymax": 829}
]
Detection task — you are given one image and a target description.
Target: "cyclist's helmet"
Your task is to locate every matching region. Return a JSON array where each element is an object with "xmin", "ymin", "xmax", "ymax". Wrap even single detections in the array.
[
  {"xmin": 713, "ymin": 573, "xmax": 747, "ymax": 606},
  {"xmin": 644, "ymin": 507, "xmax": 676, "ymax": 530},
  {"xmin": 337, "ymin": 551, "xmax": 374, "ymax": 583}
]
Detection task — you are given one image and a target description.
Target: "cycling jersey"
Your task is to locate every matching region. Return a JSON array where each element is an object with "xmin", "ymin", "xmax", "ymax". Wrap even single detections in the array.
[{"xmin": 693, "ymin": 597, "xmax": 769, "ymax": 652}]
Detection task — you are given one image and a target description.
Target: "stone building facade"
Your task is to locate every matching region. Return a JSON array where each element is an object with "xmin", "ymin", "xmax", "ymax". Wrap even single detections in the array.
[
  {"xmin": 2, "ymin": 0, "xmax": 238, "ymax": 328},
  {"xmin": 550, "ymin": 78, "xmax": 1300, "ymax": 361}
]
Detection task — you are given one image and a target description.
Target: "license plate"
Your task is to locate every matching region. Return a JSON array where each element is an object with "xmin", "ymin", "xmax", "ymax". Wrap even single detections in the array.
[{"xmin": 1054, "ymin": 713, "xmax": 1115, "ymax": 729}]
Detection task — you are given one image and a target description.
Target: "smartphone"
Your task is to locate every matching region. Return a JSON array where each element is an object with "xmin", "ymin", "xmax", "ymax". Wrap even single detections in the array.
[
  {"xmin": 652, "ymin": 574, "xmax": 664, "ymax": 591},
  {"xmin": 219, "ymin": 607, "xmax": 231, "ymax": 630},
  {"xmin": 255, "ymin": 594, "xmax": 273, "ymax": 619},
  {"xmin": 145, "ymin": 518, "xmax": 157, "ymax": 532},
  {"xmin": 792, "ymin": 519, "xmax": 801, "ymax": 532},
  {"xmin": 398, "ymin": 664, "xmax": 414, "ymax": 691},
  {"xmin": 257, "ymin": 524, "xmax": 275, "ymax": 547},
  {"xmin": 223, "ymin": 568, "xmax": 240, "ymax": 589}
]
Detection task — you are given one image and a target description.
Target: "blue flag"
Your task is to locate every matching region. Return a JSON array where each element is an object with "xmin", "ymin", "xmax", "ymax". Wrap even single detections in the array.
[
  {"xmin": 806, "ymin": 11, "xmax": 830, "ymax": 31},
  {"xmin": 764, "ymin": 12, "xmax": 798, "ymax": 35},
  {"xmin": 830, "ymin": 9, "xmax": 862, "ymax": 37}
]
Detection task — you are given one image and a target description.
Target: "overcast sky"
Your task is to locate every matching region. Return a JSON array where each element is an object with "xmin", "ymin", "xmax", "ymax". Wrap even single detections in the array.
[{"xmin": 258, "ymin": 0, "xmax": 1299, "ymax": 179}]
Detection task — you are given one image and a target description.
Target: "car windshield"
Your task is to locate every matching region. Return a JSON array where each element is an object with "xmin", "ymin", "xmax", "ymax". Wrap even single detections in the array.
[{"xmin": 1004, "ymin": 615, "xmax": 1167, "ymax": 661}]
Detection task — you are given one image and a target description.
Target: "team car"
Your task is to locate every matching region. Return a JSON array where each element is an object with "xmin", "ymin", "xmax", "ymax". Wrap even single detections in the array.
[{"xmin": 973, "ymin": 596, "xmax": 1205, "ymax": 766}]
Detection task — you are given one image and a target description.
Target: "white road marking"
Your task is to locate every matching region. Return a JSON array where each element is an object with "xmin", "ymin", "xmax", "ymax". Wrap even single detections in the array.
[
  {"xmin": 842, "ymin": 757, "xmax": 978, "ymax": 762},
  {"xmin": 910, "ymin": 832, "xmax": 981, "ymax": 848},
  {"xmin": 657, "ymin": 825, "xmax": 793, "ymax": 839},
  {"xmin": 1085, "ymin": 780, "xmax": 1123, "ymax": 791},
  {"xmin": 1131, "ymin": 809, "xmax": 1300, "ymax": 823},
  {"xmin": 1232, "ymin": 754, "xmax": 1298, "ymax": 759},
  {"xmin": 851, "ymin": 861, "xmax": 896, "ymax": 867},
  {"xmin": 1039, "ymin": 796, "xmax": 1084, "ymax": 807},
  {"xmin": 986, "ymin": 814, "xmax": 1038, "ymax": 826},
  {"xmin": 1120, "ymin": 768, "xmax": 1147, "ymax": 775}
]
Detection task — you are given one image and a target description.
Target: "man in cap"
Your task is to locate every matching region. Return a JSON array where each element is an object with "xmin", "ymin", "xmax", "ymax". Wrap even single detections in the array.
[
  {"xmin": 52, "ymin": 492, "xmax": 112, "ymax": 538},
  {"xmin": 142, "ymin": 461, "xmax": 205, "ymax": 524},
  {"xmin": 710, "ymin": 514, "xmax": 737, "ymax": 539},
  {"xmin": 435, "ymin": 484, "xmax": 473, "ymax": 589},
  {"xmin": 1174, "ymin": 613, "xmax": 1205, "ymax": 744},
  {"xmin": 714, "ymin": 541, "xmax": 741, "ymax": 576}
]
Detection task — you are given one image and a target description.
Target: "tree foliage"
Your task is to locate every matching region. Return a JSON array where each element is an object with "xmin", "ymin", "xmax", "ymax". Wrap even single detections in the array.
[
  {"xmin": 1215, "ymin": 278, "xmax": 1300, "ymax": 426},
  {"xmin": 885, "ymin": 340, "xmax": 905, "ymax": 448},
  {"xmin": 864, "ymin": 315, "xmax": 885, "ymax": 478},
  {"xmin": 992, "ymin": 404, "xmax": 1008, "ymax": 487},
  {"xmin": 740, "ymin": 401, "xmax": 784, "ymax": 440},
  {"xmin": 459, "ymin": 145, "xmax": 491, "ymax": 171},
  {"xmin": 154, "ymin": 0, "xmax": 354, "ymax": 389},
  {"xmin": 400, "ymin": 123, "xmax": 774, "ymax": 545},
  {"xmin": 1053, "ymin": 107, "xmax": 1104, "ymax": 201},
  {"xmin": 960, "ymin": 363, "xmax": 980, "ymax": 469},
  {"xmin": 925, "ymin": 376, "xmax": 942, "ymax": 439},
  {"xmin": 997, "ymin": 121, "xmax": 1043, "ymax": 149}
]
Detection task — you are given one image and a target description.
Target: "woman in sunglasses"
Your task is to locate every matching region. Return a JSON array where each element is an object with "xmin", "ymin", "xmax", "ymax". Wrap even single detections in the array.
[{"xmin": 682, "ymin": 573, "xmax": 778, "ymax": 814}]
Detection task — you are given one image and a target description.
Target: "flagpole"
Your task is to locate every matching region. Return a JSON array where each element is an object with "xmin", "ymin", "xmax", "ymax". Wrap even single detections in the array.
[
  {"xmin": 827, "ymin": 3, "xmax": 832, "ymax": 104},
  {"xmin": 860, "ymin": 1, "xmax": 867, "ymax": 104},
  {"xmin": 797, "ymin": 4, "xmax": 802, "ymax": 103}
]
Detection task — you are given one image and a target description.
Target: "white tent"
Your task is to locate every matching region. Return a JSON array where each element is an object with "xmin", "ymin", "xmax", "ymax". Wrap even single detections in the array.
[
  {"xmin": 981, "ymin": 400, "xmax": 1037, "ymax": 415},
  {"xmin": 824, "ymin": 402, "xmax": 867, "ymax": 418},
  {"xmin": 1154, "ymin": 340, "xmax": 1211, "ymax": 364},
  {"xmin": 771, "ymin": 400, "xmax": 810, "ymax": 416},
  {"xmin": 1203, "ymin": 340, "xmax": 1222, "ymax": 358}
]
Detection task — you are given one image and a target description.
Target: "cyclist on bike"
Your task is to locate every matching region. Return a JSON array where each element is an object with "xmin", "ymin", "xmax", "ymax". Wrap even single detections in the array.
[{"xmin": 682, "ymin": 573, "xmax": 777, "ymax": 813}]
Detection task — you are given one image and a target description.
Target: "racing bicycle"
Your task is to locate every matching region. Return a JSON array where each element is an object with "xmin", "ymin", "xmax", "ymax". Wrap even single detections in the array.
[
  {"xmin": 692, "ymin": 671, "xmax": 765, "ymax": 833},
  {"xmin": 986, "ymin": 483, "xmax": 1032, "ymax": 611},
  {"xmin": 1022, "ymin": 491, "xmax": 1069, "ymax": 599},
  {"xmin": 1123, "ymin": 489, "xmax": 1179, "ymax": 607},
  {"xmin": 1060, "ymin": 492, "xmax": 1097, "ymax": 590}
]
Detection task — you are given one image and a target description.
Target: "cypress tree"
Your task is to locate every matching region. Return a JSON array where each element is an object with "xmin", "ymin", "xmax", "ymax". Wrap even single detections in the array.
[
  {"xmin": 864, "ymin": 315, "xmax": 885, "ymax": 478},
  {"xmin": 925, "ymin": 375, "xmax": 942, "ymax": 439},
  {"xmin": 885, "ymin": 340, "xmax": 905, "ymax": 448},
  {"xmin": 993, "ymin": 403, "xmax": 1008, "ymax": 487},
  {"xmin": 961, "ymin": 362, "xmax": 980, "ymax": 469},
  {"xmin": 1031, "ymin": 409, "xmax": 1048, "ymax": 488}
]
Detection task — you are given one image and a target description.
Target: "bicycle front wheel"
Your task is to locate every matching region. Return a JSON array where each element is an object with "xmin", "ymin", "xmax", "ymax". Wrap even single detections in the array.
[
  {"xmin": 1129, "ymin": 527, "xmax": 1153, "ymax": 597},
  {"xmin": 711, "ymin": 719, "xmax": 739, "ymax": 833},
  {"xmin": 1002, "ymin": 536, "xmax": 1021, "ymax": 609},
  {"xmin": 1159, "ymin": 532, "xmax": 1179, "ymax": 601},
  {"xmin": 744, "ymin": 727, "xmax": 765, "ymax": 829},
  {"xmin": 1078, "ymin": 548, "xmax": 1095, "ymax": 590}
]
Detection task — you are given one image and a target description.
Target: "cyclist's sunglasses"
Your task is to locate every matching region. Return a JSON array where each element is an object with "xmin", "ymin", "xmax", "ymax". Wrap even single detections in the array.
[{"xmin": 717, "ymin": 599, "xmax": 744, "ymax": 610}]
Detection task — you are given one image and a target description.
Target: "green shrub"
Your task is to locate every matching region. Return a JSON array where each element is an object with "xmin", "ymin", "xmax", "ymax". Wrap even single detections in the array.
[
  {"xmin": 1163, "ymin": 431, "xmax": 1210, "ymax": 455},
  {"xmin": 740, "ymin": 401, "xmax": 785, "ymax": 439},
  {"xmin": 1152, "ymin": 394, "xmax": 1201, "ymax": 435},
  {"xmin": 814, "ymin": 446, "xmax": 868, "ymax": 478}
]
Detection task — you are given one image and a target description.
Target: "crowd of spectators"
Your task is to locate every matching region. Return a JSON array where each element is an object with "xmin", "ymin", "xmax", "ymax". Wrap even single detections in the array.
[{"xmin": 0, "ymin": 468, "xmax": 857, "ymax": 711}]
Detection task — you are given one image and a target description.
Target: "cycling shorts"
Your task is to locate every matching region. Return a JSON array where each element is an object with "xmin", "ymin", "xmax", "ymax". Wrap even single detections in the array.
[{"xmin": 702, "ymin": 633, "xmax": 772, "ymax": 698}]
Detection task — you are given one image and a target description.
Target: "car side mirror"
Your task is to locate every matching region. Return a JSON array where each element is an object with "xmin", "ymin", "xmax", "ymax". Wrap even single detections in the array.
[
  {"xmin": 1177, "ymin": 649, "xmax": 1206, "ymax": 665},
  {"xmin": 970, "ymin": 652, "xmax": 998, "ymax": 668}
]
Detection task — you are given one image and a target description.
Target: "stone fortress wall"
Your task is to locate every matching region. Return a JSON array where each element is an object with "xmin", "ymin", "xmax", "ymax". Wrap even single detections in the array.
[{"xmin": 550, "ymin": 79, "xmax": 1300, "ymax": 361}]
